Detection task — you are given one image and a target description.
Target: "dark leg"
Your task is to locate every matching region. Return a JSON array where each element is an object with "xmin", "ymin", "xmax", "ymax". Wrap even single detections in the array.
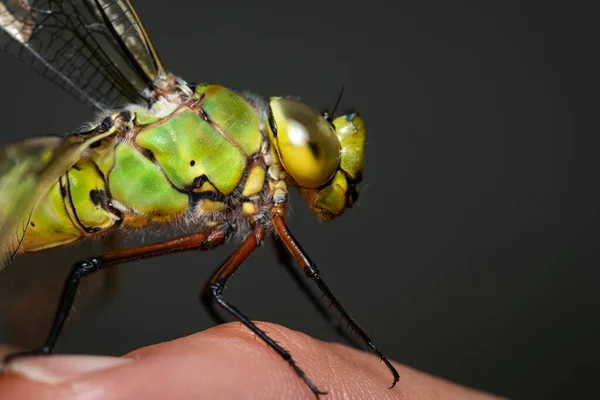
[
  {"xmin": 2, "ymin": 228, "xmax": 228, "ymax": 366},
  {"xmin": 272, "ymin": 204, "xmax": 400, "ymax": 389},
  {"xmin": 270, "ymin": 234, "xmax": 364, "ymax": 348},
  {"xmin": 204, "ymin": 225, "xmax": 326, "ymax": 398},
  {"xmin": 200, "ymin": 256, "xmax": 230, "ymax": 325}
]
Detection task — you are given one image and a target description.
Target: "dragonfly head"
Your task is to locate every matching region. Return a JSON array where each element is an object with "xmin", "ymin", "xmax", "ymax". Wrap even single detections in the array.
[{"xmin": 267, "ymin": 98, "xmax": 365, "ymax": 221}]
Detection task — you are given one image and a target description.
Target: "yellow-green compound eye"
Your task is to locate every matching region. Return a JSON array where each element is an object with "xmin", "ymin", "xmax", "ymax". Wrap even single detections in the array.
[{"xmin": 269, "ymin": 98, "xmax": 341, "ymax": 188}]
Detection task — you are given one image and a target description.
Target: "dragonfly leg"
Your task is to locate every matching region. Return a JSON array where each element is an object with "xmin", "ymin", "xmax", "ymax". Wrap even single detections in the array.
[
  {"xmin": 203, "ymin": 225, "xmax": 327, "ymax": 398},
  {"xmin": 270, "ymin": 233, "xmax": 364, "ymax": 349},
  {"xmin": 1, "ymin": 227, "xmax": 229, "ymax": 367},
  {"xmin": 200, "ymin": 256, "xmax": 229, "ymax": 325},
  {"xmin": 271, "ymin": 204, "xmax": 400, "ymax": 389}
]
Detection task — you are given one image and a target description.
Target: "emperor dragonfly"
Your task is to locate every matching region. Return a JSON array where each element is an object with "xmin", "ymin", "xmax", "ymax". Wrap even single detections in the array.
[{"xmin": 0, "ymin": 0, "xmax": 397, "ymax": 396}]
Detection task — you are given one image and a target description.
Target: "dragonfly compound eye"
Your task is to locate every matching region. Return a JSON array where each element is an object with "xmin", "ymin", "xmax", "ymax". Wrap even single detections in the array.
[
  {"xmin": 298, "ymin": 112, "xmax": 366, "ymax": 221},
  {"xmin": 268, "ymin": 98, "xmax": 341, "ymax": 188}
]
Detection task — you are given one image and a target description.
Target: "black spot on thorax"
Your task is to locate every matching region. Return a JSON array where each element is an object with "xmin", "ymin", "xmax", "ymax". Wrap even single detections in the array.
[{"xmin": 89, "ymin": 189, "xmax": 109, "ymax": 210}]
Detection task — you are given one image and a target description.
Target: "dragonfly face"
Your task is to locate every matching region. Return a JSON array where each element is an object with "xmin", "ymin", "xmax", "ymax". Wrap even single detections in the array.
[{"xmin": 268, "ymin": 98, "xmax": 365, "ymax": 221}]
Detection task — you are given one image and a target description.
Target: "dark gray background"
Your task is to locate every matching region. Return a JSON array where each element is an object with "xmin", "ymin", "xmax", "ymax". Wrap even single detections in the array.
[{"xmin": 0, "ymin": 1, "xmax": 597, "ymax": 399}]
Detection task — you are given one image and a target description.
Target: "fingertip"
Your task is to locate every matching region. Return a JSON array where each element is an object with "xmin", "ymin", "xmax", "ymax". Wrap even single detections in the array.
[
  {"xmin": 100, "ymin": 322, "xmax": 319, "ymax": 400},
  {"xmin": 6, "ymin": 355, "xmax": 132, "ymax": 384},
  {"xmin": 1, "ymin": 326, "xmax": 504, "ymax": 400},
  {"xmin": 126, "ymin": 322, "xmax": 319, "ymax": 362}
]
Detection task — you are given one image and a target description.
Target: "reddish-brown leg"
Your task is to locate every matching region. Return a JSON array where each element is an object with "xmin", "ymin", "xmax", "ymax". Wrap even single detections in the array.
[
  {"xmin": 202, "ymin": 225, "xmax": 326, "ymax": 398},
  {"xmin": 272, "ymin": 203, "xmax": 400, "ymax": 389},
  {"xmin": 2, "ymin": 227, "xmax": 229, "ymax": 366},
  {"xmin": 270, "ymin": 233, "xmax": 365, "ymax": 348}
]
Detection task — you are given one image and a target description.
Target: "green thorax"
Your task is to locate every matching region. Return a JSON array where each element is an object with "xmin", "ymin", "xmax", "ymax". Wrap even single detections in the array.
[
  {"xmin": 135, "ymin": 84, "xmax": 263, "ymax": 195},
  {"xmin": 96, "ymin": 84, "xmax": 265, "ymax": 219},
  {"xmin": 22, "ymin": 84, "xmax": 267, "ymax": 251}
]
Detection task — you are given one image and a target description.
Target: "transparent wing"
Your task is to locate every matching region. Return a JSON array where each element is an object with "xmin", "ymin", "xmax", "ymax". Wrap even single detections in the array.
[
  {"xmin": 0, "ymin": 128, "xmax": 115, "ymax": 272},
  {"xmin": 0, "ymin": 240, "xmax": 122, "ymax": 347},
  {"xmin": 0, "ymin": 0, "xmax": 166, "ymax": 110},
  {"xmin": 0, "ymin": 136, "xmax": 63, "ymax": 272}
]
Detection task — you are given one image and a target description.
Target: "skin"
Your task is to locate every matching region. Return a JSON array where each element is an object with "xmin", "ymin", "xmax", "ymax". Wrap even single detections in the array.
[{"xmin": 0, "ymin": 322, "xmax": 507, "ymax": 400}]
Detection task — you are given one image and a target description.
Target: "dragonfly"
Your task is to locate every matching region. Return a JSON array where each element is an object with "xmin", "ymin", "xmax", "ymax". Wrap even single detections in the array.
[{"xmin": 0, "ymin": 0, "xmax": 398, "ymax": 396}]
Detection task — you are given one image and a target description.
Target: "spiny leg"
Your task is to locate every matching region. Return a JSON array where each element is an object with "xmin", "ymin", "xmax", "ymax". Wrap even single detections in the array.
[
  {"xmin": 204, "ymin": 225, "xmax": 326, "ymax": 398},
  {"xmin": 270, "ymin": 233, "xmax": 364, "ymax": 349},
  {"xmin": 204, "ymin": 233, "xmax": 368, "ymax": 352},
  {"xmin": 2, "ymin": 227, "xmax": 229, "ymax": 367},
  {"xmin": 207, "ymin": 232, "xmax": 366, "ymax": 348},
  {"xmin": 272, "ymin": 204, "xmax": 400, "ymax": 389}
]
